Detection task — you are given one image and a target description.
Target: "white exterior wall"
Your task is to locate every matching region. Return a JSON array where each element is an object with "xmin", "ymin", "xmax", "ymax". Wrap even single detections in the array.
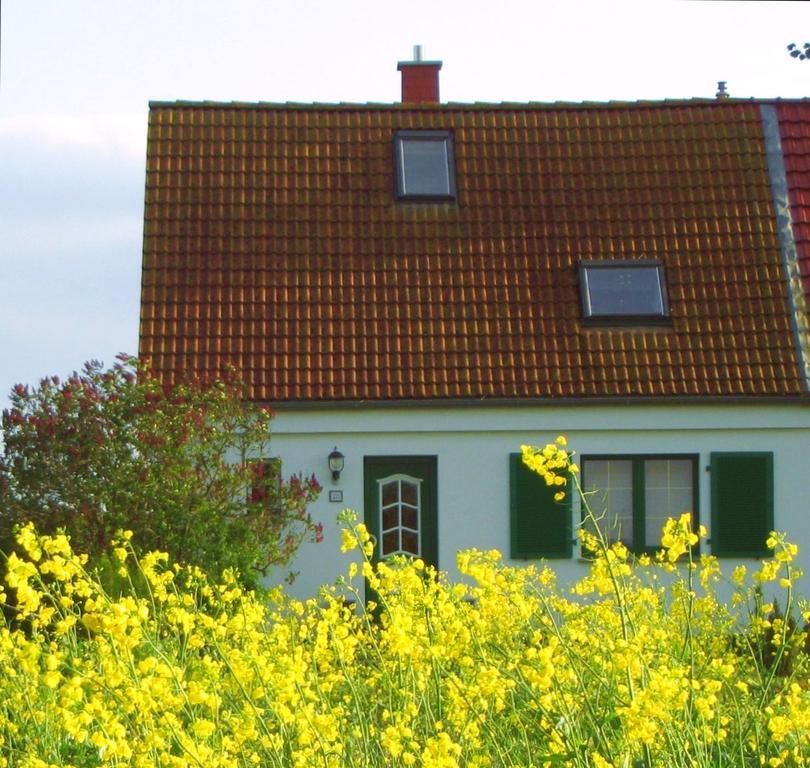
[{"xmin": 265, "ymin": 403, "xmax": 810, "ymax": 601}]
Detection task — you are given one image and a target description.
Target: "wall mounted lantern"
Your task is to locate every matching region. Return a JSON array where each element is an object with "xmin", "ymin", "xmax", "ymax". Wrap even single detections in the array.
[{"xmin": 328, "ymin": 447, "xmax": 345, "ymax": 483}]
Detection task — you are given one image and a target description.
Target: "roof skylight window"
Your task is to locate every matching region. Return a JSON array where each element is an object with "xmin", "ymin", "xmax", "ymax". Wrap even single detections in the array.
[
  {"xmin": 394, "ymin": 130, "xmax": 456, "ymax": 200},
  {"xmin": 579, "ymin": 260, "xmax": 670, "ymax": 324}
]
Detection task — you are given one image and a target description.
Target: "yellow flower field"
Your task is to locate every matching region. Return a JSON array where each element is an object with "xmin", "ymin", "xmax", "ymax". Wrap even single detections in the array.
[{"xmin": 1, "ymin": 439, "xmax": 809, "ymax": 767}]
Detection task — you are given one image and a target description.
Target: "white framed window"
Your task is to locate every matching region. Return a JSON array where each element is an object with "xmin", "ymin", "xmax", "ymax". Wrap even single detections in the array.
[
  {"xmin": 378, "ymin": 473, "xmax": 422, "ymax": 557},
  {"xmin": 581, "ymin": 455, "xmax": 697, "ymax": 552}
]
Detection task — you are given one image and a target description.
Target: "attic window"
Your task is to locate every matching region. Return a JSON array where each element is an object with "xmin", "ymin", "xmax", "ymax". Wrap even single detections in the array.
[
  {"xmin": 579, "ymin": 260, "xmax": 669, "ymax": 323},
  {"xmin": 394, "ymin": 130, "xmax": 456, "ymax": 200}
]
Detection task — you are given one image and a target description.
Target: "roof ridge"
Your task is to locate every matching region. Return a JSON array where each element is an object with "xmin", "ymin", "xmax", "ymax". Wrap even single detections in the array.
[{"xmin": 148, "ymin": 97, "xmax": 810, "ymax": 111}]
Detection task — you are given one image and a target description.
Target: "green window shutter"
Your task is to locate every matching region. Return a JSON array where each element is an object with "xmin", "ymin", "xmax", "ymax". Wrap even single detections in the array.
[
  {"xmin": 710, "ymin": 452, "xmax": 774, "ymax": 557},
  {"xmin": 509, "ymin": 453, "xmax": 572, "ymax": 559}
]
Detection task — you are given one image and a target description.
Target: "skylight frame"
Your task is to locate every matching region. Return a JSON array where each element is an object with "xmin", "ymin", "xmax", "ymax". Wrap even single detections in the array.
[
  {"xmin": 579, "ymin": 259, "xmax": 671, "ymax": 325},
  {"xmin": 393, "ymin": 129, "xmax": 457, "ymax": 201}
]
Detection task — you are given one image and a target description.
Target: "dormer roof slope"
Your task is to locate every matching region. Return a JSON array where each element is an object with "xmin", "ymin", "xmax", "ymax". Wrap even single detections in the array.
[{"xmin": 139, "ymin": 99, "xmax": 810, "ymax": 403}]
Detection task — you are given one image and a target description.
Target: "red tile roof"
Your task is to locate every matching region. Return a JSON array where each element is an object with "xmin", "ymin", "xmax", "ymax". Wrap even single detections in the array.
[{"xmin": 139, "ymin": 99, "xmax": 808, "ymax": 402}]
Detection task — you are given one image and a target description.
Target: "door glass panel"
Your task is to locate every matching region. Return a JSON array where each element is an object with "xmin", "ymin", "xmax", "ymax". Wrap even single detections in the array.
[
  {"xmin": 382, "ymin": 530, "xmax": 399, "ymax": 556},
  {"xmin": 382, "ymin": 505, "xmax": 398, "ymax": 530},
  {"xmin": 401, "ymin": 481, "xmax": 418, "ymax": 506},
  {"xmin": 401, "ymin": 529, "xmax": 419, "ymax": 555},
  {"xmin": 401, "ymin": 505, "xmax": 418, "ymax": 529},
  {"xmin": 382, "ymin": 481, "xmax": 398, "ymax": 506},
  {"xmin": 377, "ymin": 474, "xmax": 422, "ymax": 558}
]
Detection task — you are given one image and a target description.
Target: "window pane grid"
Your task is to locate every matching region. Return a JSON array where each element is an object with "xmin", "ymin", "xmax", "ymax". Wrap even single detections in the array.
[
  {"xmin": 644, "ymin": 459, "xmax": 693, "ymax": 546},
  {"xmin": 584, "ymin": 459, "xmax": 633, "ymax": 547},
  {"xmin": 378, "ymin": 476, "xmax": 422, "ymax": 557},
  {"xmin": 583, "ymin": 456, "xmax": 696, "ymax": 553}
]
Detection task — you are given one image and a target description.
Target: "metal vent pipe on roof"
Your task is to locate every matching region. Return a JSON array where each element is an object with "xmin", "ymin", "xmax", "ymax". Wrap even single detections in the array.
[
  {"xmin": 414, "ymin": 44, "xmax": 423, "ymax": 62},
  {"xmin": 716, "ymin": 81, "xmax": 729, "ymax": 99}
]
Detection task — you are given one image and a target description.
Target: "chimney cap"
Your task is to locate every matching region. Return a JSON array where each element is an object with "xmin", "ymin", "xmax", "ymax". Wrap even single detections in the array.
[
  {"xmin": 397, "ymin": 59, "xmax": 443, "ymax": 71},
  {"xmin": 398, "ymin": 44, "xmax": 442, "ymax": 71}
]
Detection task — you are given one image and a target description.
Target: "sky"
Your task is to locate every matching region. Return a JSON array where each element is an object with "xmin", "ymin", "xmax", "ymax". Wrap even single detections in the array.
[{"xmin": 2, "ymin": 0, "xmax": 810, "ymax": 411}]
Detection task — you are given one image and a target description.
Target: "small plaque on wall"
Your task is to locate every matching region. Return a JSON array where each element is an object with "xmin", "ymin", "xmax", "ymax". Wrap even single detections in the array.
[{"xmin": 329, "ymin": 490, "xmax": 343, "ymax": 503}]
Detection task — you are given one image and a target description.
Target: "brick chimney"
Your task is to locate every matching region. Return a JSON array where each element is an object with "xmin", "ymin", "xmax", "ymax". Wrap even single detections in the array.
[{"xmin": 397, "ymin": 45, "xmax": 442, "ymax": 104}]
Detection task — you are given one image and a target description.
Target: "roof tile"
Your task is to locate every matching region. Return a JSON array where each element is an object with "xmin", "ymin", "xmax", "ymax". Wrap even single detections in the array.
[{"xmin": 140, "ymin": 100, "xmax": 807, "ymax": 401}]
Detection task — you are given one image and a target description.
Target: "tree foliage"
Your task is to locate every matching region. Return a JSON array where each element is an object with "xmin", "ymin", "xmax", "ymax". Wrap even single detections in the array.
[
  {"xmin": 788, "ymin": 42, "xmax": 810, "ymax": 60},
  {"xmin": 0, "ymin": 355, "xmax": 321, "ymax": 587}
]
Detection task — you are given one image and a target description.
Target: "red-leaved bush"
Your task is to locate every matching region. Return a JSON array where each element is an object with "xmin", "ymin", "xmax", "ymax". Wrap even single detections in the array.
[{"xmin": 0, "ymin": 355, "xmax": 321, "ymax": 588}]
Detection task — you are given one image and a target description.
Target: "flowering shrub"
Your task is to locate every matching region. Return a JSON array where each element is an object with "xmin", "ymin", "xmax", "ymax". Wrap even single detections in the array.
[
  {"xmin": 1, "ymin": 437, "xmax": 810, "ymax": 767},
  {"xmin": 0, "ymin": 356, "xmax": 321, "ymax": 588}
]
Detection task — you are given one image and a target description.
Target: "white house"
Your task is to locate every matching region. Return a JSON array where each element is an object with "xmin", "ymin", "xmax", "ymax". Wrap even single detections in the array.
[{"xmin": 139, "ymin": 56, "xmax": 810, "ymax": 598}]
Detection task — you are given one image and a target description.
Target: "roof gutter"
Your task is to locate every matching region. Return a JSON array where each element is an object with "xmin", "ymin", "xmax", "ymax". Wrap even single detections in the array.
[{"xmin": 265, "ymin": 395, "xmax": 810, "ymax": 412}]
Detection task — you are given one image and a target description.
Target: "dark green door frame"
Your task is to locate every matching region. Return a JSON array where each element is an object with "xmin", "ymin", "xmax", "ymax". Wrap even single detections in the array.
[{"xmin": 363, "ymin": 456, "xmax": 438, "ymax": 569}]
